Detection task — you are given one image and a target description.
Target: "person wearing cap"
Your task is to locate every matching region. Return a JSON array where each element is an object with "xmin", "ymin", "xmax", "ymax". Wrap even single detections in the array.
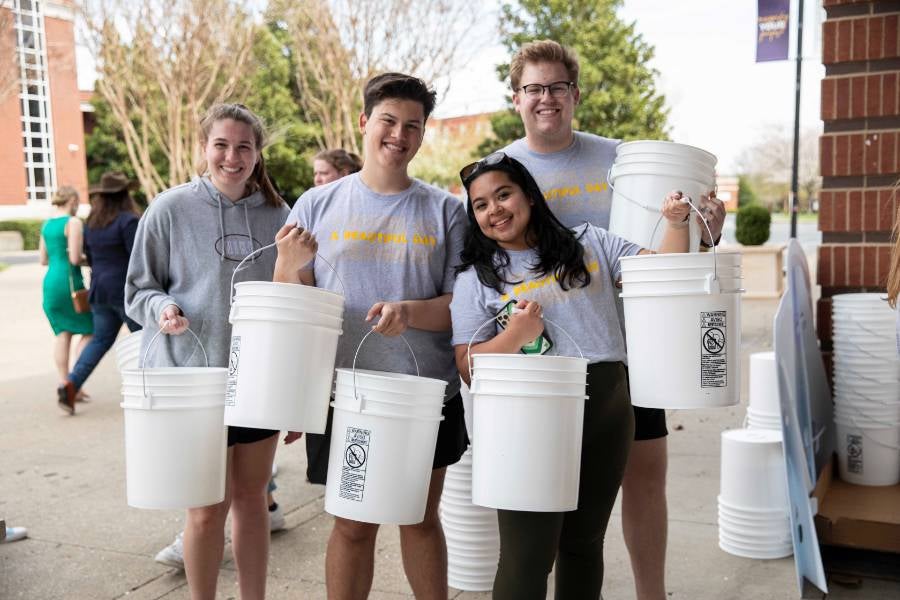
[{"xmin": 57, "ymin": 172, "xmax": 142, "ymax": 410}]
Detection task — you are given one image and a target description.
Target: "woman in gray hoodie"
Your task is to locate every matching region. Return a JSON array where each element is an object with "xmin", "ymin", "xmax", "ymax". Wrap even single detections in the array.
[{"xmin": 125, "ymin": 104, "xmax": 314, "ymax": 600}]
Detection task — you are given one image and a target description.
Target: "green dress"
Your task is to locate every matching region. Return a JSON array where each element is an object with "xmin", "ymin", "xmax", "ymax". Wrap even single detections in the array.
[{"xmin": 41, "ymin": 216, "xmax": 93, "ymax": 335}]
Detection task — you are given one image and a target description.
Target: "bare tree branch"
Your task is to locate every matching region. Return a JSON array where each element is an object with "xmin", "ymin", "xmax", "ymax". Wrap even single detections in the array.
[
  {"xmin": 270, "ymin": 0, "xmax": 482, "ymax": 154},
  {"xmin": 81, "ymin": 0, "xmax": 258, "ymax": 200},
  {"xmin": 0, "ymin": 0, "xmax": 20, "ymax": 103}
]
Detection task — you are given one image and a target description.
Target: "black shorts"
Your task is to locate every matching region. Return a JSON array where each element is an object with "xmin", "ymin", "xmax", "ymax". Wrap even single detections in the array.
[
  {"xmin": 624, "ymin": 366, "xmax": 668, "ymax": 441},
  {"xmin": 227, "ymin": 425, "xmax": 278, "ymax": 447},
  {"xmin": 305, "ymin": 392, "xmax": 469, "ymax": 485}
]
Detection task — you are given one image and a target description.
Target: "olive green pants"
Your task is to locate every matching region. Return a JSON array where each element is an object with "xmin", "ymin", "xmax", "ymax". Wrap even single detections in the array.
[{"xmin": 492, "ymin": 361, "xmax": 635, "ymax": 600}]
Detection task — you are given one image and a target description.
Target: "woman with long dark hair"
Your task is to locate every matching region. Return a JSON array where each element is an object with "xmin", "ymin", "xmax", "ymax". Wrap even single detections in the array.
[
  {"xmin": 58, "ymin": 173, "xmax": 142, "ymax": 409},
  {"xmin": 449, "ymin": 153, "xmax": 690, "ymax": 599}
]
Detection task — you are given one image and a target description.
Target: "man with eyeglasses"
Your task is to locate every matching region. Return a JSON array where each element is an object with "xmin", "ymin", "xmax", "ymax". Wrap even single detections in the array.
[{"xmin": 498, "ymin": 39, "xmax": 725, "ymax": 600}]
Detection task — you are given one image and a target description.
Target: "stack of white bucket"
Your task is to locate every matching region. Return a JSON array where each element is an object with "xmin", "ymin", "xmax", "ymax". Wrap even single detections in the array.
[
  {"xmin": 718, "ymin": 429, "xmax": 792, "ymax": 559},
  {"xmin": 440, "ymin": 384, "xmax": 500, "ymax": 592},
  {"xmin": 325, "ymin": 347, "xmax": 448, "ymax": 525},
  {"xmin": 746, "ymin": 352, "xmax": 782, "ymax": 430},
  {"xmin": 608, "ymin": 140, "xmax": 717, "ymax": 252},
  {"xmin": 226, "ymin": 281, "xmax": 344, "ymax": 433},
  {"xmin": 831, "ymin": 293, "xmax": 900, "ymax": 486},
  {"xmin": 619, "ymin": 251, "xmax": 742, "ymax": 410}
]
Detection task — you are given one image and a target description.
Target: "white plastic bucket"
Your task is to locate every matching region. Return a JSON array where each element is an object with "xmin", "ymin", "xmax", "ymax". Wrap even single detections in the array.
[
  {"xmin": 834, "ymin": 419, "xmax": 900, "ymax": 486},
  {"xmin": 472, "ymin": 391, "xmax": 585, "ymax": 511},
  {"xmin": 324, "ymin": 402, "xmax": 443, "ymax": 524},
  {"xmin": 622, "ymin": 252, "xmax": 742, "ymax": 269},
  {"xmin": 621, "ymin": 289, "xmax": 741, "ymax": 409},
  {"xmin": 619, "ymin": 265, "xmax": 742, "ymax": 282},
  {"xmin": 719, "ymin": 429, "xmax": 789, "ymax": 512},
  {"xmin": 621, "ymin": 277, "xmax": 743, "ymax": 295},
  {"xmin": 224, "ymin": 296, "xmax": 342, "ymax": 433},
  {"xmin": 114, "ymin": 332, "xmax": 142, "ymax": 372},
  {"xmin": 324, "ymin": 332, "xmax": 449, "ymax": 524},
  {"xmin": 121, "ymin": 329, "xmax": 227, "ymax": 509},
  {"xmin": 332, "ymin": 391, "xmax": 443, "ymax": 419}
]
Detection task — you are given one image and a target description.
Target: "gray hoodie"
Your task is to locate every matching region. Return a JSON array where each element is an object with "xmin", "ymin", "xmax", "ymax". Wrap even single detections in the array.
[{"xmin": 125, "ymin": 177, "xmax": 290, "ymax": 368}]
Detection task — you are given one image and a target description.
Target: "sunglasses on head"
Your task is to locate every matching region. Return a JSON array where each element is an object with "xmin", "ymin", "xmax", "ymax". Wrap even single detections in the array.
[{"xmin": 459, "ymin": 152, "xmax": 515, "ymax": 187}]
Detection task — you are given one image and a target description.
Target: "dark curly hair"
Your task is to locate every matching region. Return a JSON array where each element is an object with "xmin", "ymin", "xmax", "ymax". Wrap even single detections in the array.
[{"xmin": 456, "ymin": 155, "xmax": 591, "ymax": 294}]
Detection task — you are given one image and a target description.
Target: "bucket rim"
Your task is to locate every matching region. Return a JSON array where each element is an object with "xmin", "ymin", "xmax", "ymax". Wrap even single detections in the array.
[
  {"xmin": 330, "ymin": 401, "xmax": 446, "ymax": 422},
  {"xmin": 334, "ymin": 367, "xmax": 450, "ymax": 388},
  {"xmin": 471, "ymin": 390, "xmax": 589, "ymax": 401},
  {"xmin": 616, "ymin": 139, "xmax": 717, "ymax": 161},
  {"xmin": 235, "ymin": 280, "xmax": 345, "ymax": 302}
]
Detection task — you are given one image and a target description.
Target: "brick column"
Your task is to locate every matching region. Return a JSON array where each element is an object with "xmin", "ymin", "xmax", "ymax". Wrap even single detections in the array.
[{"xmin": 818, "ymin": 0, "xmax": 900, "ymax": 376}]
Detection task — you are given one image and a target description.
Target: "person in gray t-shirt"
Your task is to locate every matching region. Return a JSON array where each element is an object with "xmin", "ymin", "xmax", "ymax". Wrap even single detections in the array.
[
  {"xmin": 451, "ymin": 153, "xmax": 690, "ymax": 599},
  {"xmin": 275, "ymin": 72, "xmax": 469, "ymax": 600},
  {"xmin": 496, "ymin": 40, "xmax": 727, "ymax": 600}
]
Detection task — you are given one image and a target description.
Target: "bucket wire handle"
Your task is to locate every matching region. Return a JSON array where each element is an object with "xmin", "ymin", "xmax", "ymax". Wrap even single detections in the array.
[
  {"xmin": 465, "ymin": 312, "xmax": 585, "ymax": 382},
  {"xmin": 139, "ymin": 327, "xmax": 209, "ymax": 404},
  {"xmin": 351, "ymin": 329, "xmax": 420, "ymax": 409},
  {"xmin": 648, "ymin": 196, "xmax": 718, "ymax": 284},
  {"xmin": 229, "ymin": 227, "xmax": 347, "ymax": 306}
]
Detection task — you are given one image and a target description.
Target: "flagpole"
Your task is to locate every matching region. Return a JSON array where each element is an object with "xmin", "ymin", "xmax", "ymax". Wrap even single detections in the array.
[{"xmin": 789, "ymin": 0, "xmax": 804, "ymax": 239}]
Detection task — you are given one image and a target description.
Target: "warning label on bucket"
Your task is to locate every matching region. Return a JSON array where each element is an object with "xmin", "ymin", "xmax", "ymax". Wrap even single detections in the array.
[
  {"xmin": 846, "ymin": 433, "xmax": 863, "ymax": 474},
  {"xmin": 339, "ymin": 427, "xmax": 372, "ymax": 502},
  {"xmin": 225, "ymin": 336, "xmax": 240, "ymax": 406},
  {"xmin": 700, "ymin": 311, "xmax": 727, "ymax": 388}
]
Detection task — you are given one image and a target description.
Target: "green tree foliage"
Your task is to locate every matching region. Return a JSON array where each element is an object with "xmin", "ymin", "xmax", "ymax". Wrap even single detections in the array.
[
  {"xmin": 477, "ymin": 0, "xmax": 669, "ymax": 155},
  {"xmin": 735, "ymin": 204, "xmax": 771, "ymax": 246},
  {"xmin": 737, "ymin": 175, "xmax": 759, "ymax": 208},
  {"xmin": 85, "ymin": 23, "xmax": 318, "ymax": 206}
]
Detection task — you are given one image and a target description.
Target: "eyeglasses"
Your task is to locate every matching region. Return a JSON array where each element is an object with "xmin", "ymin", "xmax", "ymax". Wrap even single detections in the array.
[
  {"xmin": 459, "ymin": 152, "xmax": 512, "ymax": 187},
  {"xmin": 516, "ymin": 81, "xmax": 575, "ymax": 98}
]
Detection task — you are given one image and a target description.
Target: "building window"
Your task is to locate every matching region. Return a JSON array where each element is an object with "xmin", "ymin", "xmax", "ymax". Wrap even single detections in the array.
[{"xmin": 13, "ymin": 0, "xmax": 56, "ymax": 204}]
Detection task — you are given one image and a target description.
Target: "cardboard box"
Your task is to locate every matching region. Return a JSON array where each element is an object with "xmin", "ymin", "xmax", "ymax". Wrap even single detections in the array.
[{"xmin": 814, "ymin": 456, "xmax": 900, "ymax": 554}]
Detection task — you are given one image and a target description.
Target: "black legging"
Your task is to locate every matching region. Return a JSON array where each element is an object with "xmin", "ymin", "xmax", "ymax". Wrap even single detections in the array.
[{"xmin": 493, "ymin": 361, "xmax": 634, "ymax": 600}]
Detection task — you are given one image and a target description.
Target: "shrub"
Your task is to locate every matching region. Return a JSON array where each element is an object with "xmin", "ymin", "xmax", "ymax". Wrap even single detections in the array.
[
  {"xmin": 735, "ymin": 204, "xmax": 771, "ymax": 246},
  {"xmin": 0, "ymin": 219, "xmax": 44, "ymax": 250}
]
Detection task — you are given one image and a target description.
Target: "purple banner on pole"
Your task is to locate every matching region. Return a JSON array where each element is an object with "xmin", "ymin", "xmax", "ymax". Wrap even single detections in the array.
[{"xmin": 757, "ymin": 0, "xmax": 791, "ymax": 62}]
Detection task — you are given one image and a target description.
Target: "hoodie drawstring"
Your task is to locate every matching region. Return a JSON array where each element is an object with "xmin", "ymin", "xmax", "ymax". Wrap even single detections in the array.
[{"xmin": 243, "ymin": 202, "xmax": 255, "ymax": 264}]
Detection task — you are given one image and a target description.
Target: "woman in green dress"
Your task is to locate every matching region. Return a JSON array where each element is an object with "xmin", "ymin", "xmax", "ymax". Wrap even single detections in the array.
[{"xmin": 40, "ymin": 186, "xmax": 93, "ymax": 414}]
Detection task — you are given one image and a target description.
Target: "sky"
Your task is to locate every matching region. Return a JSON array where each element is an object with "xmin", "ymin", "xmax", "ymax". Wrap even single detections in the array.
[
  {"xmin": 77, "ymin": 0, "xmax": 825, "ymax": 175},
  {"xmin": 432, "ymin": 0, "xmax": 825, "ymax": 174}
]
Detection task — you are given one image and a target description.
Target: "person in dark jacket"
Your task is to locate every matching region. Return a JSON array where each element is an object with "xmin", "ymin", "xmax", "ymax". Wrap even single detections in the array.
[{"xmin": 58, "ymin": 172, "xmax": 142, "ymax": 406}]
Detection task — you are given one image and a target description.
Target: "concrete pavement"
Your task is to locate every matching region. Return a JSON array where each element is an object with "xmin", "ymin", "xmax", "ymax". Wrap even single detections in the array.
[{"xmin": 1, "ymin": 258, "xmax": 897, "ymax": 599}]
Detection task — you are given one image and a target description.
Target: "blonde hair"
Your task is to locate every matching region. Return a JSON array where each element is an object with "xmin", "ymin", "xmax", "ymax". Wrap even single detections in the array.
[
  {"xmin": 888, "ymin": 196, "xmax": 900, "ymax": 308},
  {"xmin": 509, "ymin": 40, "xmax": 580, "ymax": 91},
  {"xmin": 197, "ymin": 103, "xmax": 283, "ymax": 207},
  {"xmin": 51, "ymin": 186, "xmax": 78, "ymax": 207}
]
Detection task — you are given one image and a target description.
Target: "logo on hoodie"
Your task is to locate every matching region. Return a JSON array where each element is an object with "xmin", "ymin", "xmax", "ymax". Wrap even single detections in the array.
[{"xmin": 215, "ymin": 234, "xmax": 262, "ymax": 262}]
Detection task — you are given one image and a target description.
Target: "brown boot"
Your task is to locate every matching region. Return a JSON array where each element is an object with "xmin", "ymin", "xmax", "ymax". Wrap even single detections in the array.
[{"xmin": 57, "ymin": 381, "xmax": 76, "ymax": 415}]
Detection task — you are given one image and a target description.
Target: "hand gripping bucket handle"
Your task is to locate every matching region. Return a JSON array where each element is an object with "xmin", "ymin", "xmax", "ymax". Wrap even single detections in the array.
[
  {"xmin": 138, "ymin": 327, "xmax": 209, "ymax": 409},
  {"xmin": 465, "ymin": 313, "xmax": 585, "ymax": 381},
  {"xmin": 229, "ymin": 224, "xmax": 347, "ymax": 306},
  {"xmin": 349, "ymin": 329, "xmax": 421, "ymax": 412},
  {"xmin": 647, "ymin": 195, "xmax": 720, "ymax": 289}
]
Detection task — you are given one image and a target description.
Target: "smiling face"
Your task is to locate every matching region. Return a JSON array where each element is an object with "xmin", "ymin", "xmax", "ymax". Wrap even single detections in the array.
[
  {"xmin": 313, "ymin": 159, "xmax": 342, "ymax": 187},
  {"xmin": 513, "ymin": 60, "xmax": 579, "ymax": 150},
  {"xmin": 468, "ymin": 170, "xmax": 533, "ymax": 251},
  {"xmin": 359, "ymin": 99, "xmax": 425, "ymax": 174},
  {"xmin": 202, "ymin": 118, "xmax": 259, "ymax": 201}
]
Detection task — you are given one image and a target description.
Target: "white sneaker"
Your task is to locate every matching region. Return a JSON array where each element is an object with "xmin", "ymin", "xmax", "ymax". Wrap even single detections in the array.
[
  {"xmin": 154, "ymin": 532, "xmax": 184, "ymax": 569},
  {"xmin": 2, "ymin": 526, "xmax": 27, "ymax": 543},
  {"xmin": 271, "ymin": 462, "xmax": 278, "ymax": 478},
  {"xmin": 269, "ymin": 504, "xmax": 286, "ymax": 532}
]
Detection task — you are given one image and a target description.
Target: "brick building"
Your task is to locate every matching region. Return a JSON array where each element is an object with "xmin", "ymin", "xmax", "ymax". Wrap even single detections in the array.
[
  {"xmin": 817, "ymin": 1, "xmax": 899, "ymax": 370},
  {"xmin": 0, "ymin": 0, "xmax": 87, "ymax": 218}
]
